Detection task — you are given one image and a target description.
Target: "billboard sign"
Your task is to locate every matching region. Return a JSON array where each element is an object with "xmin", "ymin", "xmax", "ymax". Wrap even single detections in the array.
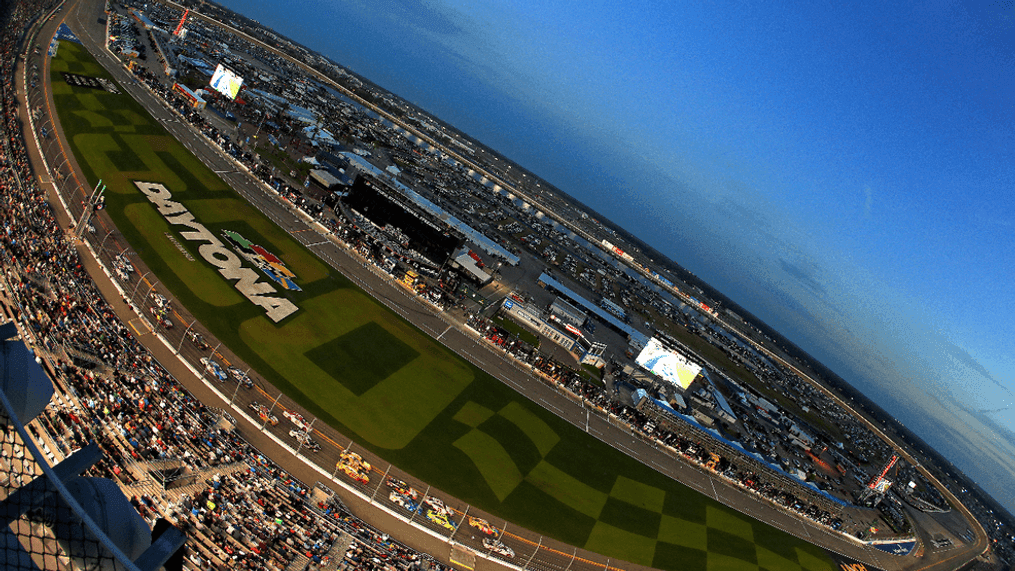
[
  {"xmin": 210, "ymin": 64, "xmax": 244, "ymax": 99},
  {"xmin": 635, "ymin": 337, "xmax": 702, "ymax": 390}
]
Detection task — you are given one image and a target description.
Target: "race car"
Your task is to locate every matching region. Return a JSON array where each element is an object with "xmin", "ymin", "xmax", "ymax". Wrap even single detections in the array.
[
  {"xmin": 200, "ymin": 357, "xmax": 228, "ymax": 382},
  {"xmin": 284, "ymin": 410, "xmax": 312, "ymax": 432},
  {"xmin": 482, "ymin": 539, "xmax": 515, "ymax": 558},
  {"xmin": 249, "ymin": 402, "xmax": 279, "ymax": 426},
  {"xmin": 289, "ymin": 429, "xmax": 321, "ymax": 452},
  {"xmin": 337, "ymin": 451, "xmax": 372, "ymax": 484},
  {"xmin": 188, "ymin": 331, "xmax": 210, "ymax": 350},
  {"xmin": 425, "ymin": 509, "xmax": 457, "ymax": 531},
  {"xmin": 115, "ymin": 253, "xmax": 135, "ymax": 275},
  {"xmin": 388, "ymin": 491, "xmax": 421, "ymax": 513},
  {"xmin": 227, "ymin": 366, "xmax": 253, "ymax": 388},
  {"xmin": 468, "ymin": 516, "xmax": 498, "ymax": 537},
  {"xmin": 385, "ymin": 477, "xmax": 419, "ymax": 500},
  {"xmin": 150, "ymin": 292, "xmax": 170, "ymax": 310},
  {"xmin": 149, "ymin": 306, "xmax": 173, "ymax": 329},
  {"xmin": 424, "ymin": 496, "xmax": 450, "ymax": 517}
]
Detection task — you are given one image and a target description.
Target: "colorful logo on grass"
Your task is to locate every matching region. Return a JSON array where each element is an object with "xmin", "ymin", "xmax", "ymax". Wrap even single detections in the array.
[
  {"xmin": 221, "ymin": 230, "xmax": 301, "ymax": 292},
  {"xmin": 135, "ymin": 181, "xmax": 297, "ymax": 322}
]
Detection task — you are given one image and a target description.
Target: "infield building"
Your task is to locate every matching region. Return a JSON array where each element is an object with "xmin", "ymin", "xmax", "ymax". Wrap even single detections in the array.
[{"xmin": 342, "ymin": 175, "xmax": 464, "ymax": 270}]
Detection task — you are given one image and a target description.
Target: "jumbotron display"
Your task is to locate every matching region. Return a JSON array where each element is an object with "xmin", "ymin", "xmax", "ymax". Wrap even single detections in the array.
[
  {"xmin": 635, "ymin": 337, "xmax": 702, "ymax": 390},
  {"xmin": 209, "ymin": 64, "xmax": 244, "ymax": 99}
]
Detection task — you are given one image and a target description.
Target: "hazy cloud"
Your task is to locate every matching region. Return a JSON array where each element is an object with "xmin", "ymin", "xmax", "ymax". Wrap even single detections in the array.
[
  {"xmin": 382, "ymin": 0, "xmax": 469, "ymax": 38},
  {"xmin": 778, "ymin": 258, "xmax": 827, "ymax": 297},
  {"xmin": 943, "ymin": 341, "xmax": 1013, "ymax": 398}
]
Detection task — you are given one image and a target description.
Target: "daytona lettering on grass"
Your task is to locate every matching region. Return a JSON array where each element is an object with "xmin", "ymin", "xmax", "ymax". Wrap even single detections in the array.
[{"xmin": 135, "ymin": 181, "xmax": 298, "ymax": 322}]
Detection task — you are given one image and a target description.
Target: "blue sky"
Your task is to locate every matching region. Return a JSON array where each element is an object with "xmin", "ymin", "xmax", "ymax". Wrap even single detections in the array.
[{"xmin": 218, "ymin": 0, "xmax": 1015, "ymax": 511}]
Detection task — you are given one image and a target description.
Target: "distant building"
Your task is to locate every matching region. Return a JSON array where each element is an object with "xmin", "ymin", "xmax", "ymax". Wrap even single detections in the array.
[
  {"xmin": 172, "ymin": 82, "xmax": 206, "ymax": 109},
  {"xmin": 342, "ymin": 175, "xmax": 464, "ymax": 269},
  {"xmin": 309, "ymin": 169, "xmax": 342, "ymax": 190},
  {"xmin": 501, "ymin": 294, "xmax": 606, "ymax": 366},
  {"xmin": 536, "ymin": 272, "xmax": 649, "ymax": 350},
  {"xmin": 549, "ymin": 297, "xmax": 587, "ymax": 329},
  {"xmin": 452, "ymin": 248, "xmax": 491, "ymax": 286}
]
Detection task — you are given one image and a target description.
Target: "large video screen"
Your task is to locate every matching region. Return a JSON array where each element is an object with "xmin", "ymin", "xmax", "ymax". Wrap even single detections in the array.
[
  {"xmin": 209, "ymin": 64, "xmax": 243, "ymax": 99},
  {"xmin": 635, "ymin": 337, "xmax": 702, "ymax": 390}
]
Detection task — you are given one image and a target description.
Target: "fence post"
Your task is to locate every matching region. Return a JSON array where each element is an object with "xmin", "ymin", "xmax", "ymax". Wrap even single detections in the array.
[
  {"xmin": 371, "ymin": 465, "xmax": 391, "ymax": 502},
  {"xmin": 523, "ymin": 536, "xmax": 542, "ymax": 569},
  {"xmin": 261, "ymin": 392, "xmax": 282, "ymax": 431}
]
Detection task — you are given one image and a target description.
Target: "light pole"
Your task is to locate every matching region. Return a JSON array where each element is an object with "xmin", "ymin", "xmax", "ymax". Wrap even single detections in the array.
[
  {"xmin": 129, "ymin": 272, "xmax": 151, "ymax": 306},
  {"xmin": 52, "ymin": 155, "xmax": 68, "ymax": 175},
  {"xmin": 43, "ymin": 133, "xmax": 61, "ymax": 157},
  {"xmin": 370, "ymin": 465, "xmax": 391, "ymax": 502},
  {"xmin": 136, "ymin": 278, "xmax": 158, "ymax": 307},
  {"xmin": 73, "ymin": 180, "xmax": 105, "ymax": 239},
  {"xmin": 98, "ymin": 230, "xmax": 114, "ymax": 256},
  {"xmin": 228, "ymin": 371, "xmax": 246, "ymax": 405},
  {"xmin": 176, "ymin": 318, "xmax": 197, "ymax": 353},
  {"xmin": 36, "ymin": 114, "xmax": 52, "ymax": 132},
  {"xmin": 409, "ymin": 486, "xmax": 431, "ymax": 524},
  {"xmin": 448, "ymin": 505, "xmax": 469, "ymax": 541}
]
